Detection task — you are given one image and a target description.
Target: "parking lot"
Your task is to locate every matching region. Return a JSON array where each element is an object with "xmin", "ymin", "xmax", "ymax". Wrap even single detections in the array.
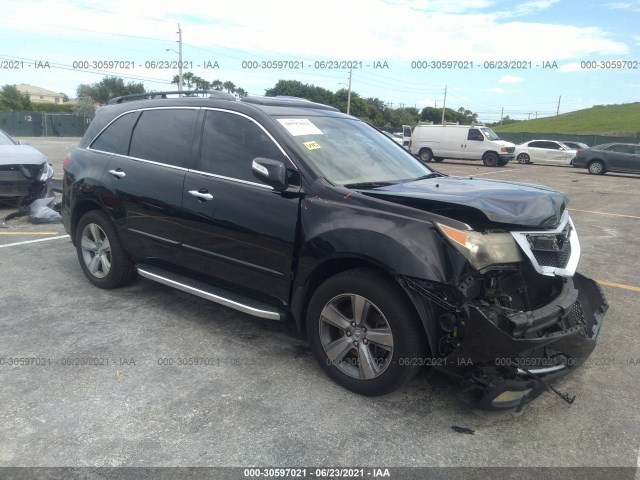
[{"xmin": 1, "ymin": 138, "xmax": 639, "ymax": 471}]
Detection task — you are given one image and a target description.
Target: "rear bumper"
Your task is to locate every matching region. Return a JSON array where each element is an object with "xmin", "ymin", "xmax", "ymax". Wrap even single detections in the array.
[{"xmin": 442, "ymin": 273, "xmax": 607, "ymax": 409}]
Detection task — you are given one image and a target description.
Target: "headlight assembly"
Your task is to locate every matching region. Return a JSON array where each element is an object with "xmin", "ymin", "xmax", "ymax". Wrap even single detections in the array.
[{"xmin": 437, "ymin": 223, "xmax": 524, "ymax": 270}]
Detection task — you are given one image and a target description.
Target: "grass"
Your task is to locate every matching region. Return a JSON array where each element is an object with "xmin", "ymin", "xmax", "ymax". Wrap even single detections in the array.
[{"xmin": 494, "ymin": 102, "xmax": 640, "ymax": 135}]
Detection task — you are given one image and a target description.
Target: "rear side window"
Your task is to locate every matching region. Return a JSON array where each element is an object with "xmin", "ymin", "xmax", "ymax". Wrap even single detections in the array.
[
  {"xmin": 529, "ymin": 141, "xmax": 545, "ymax": 148},
  {"xmin": 129, "ymin": 109, "xmax": 198, "ymax": 168},
  {"xmin": 604, "ymin": 144, "xmax": 631, "ymax": 153},
  {"xmin": 90, "ymin": 112, "xmax": 138, "ymax": 155},
  {"xmin": 199, "ymin": 110, "xmax": 286, "ymax": 183}
]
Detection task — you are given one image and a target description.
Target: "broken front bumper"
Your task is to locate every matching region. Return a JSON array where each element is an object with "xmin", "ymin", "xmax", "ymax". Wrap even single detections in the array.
[{"xmin": 443, "ymin": 273, "xmax": 608, "ymax": 409}]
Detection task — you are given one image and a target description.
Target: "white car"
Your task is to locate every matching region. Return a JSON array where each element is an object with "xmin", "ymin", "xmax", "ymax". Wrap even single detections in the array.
[{"xmin": 514, "ymin": 140, "xmax": 577, "ymax": 165}]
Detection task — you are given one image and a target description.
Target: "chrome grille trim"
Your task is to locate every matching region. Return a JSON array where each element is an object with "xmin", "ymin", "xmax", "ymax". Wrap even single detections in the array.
[{"xmin": 511, "ymin": 210, "xmax": 581, "ymax": 277}]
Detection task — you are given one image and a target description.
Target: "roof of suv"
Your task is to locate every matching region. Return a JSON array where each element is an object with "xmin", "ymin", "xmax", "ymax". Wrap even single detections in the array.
[{"xmin": 81, "ymin": 94, "xmax": 347, "ymax": 148}]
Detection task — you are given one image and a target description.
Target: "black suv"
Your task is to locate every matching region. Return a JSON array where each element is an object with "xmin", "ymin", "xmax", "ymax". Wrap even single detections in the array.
[{"xmin": 62, "ymin": 92, "xmax": 607, "ymax": 409}]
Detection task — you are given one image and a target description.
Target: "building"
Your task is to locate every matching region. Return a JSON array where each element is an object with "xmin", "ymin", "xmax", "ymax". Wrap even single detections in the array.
[{"xmin": 16, "ymin": 84, "xmax": 68, "ymax": 104}]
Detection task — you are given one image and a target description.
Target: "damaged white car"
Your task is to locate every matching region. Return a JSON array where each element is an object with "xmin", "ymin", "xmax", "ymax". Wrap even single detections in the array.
[{"xmin": 0, "ymin": 128, "xmax": 54, "ymax": 203}]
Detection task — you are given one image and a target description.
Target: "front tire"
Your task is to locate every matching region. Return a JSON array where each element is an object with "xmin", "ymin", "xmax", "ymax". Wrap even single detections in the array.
[
  {"xmin": 587, "ymin": 160, "xmax": 605, "ymax": 175},
  {"xmin": 307, "ymin": 269, "xmax": 427, "ymax": 396},
  {"xmin": 482, "ymin": 152, "xmax": 499, "ymax": 167},
  {"xmin": 516, "ymin": 153, "xmax": 530, "ymax": 164},
  {"xmin": 75, "ymin": 210, "xmax": 137, "ymax": 289}
]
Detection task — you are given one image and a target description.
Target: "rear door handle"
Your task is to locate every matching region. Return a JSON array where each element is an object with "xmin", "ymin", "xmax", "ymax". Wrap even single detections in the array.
[
  {"xmin": 108, "ymin": 169, "xmax": 126, "ymax": 178},
  {"xmin": 189, "ymin": 189, "xmax": 213, "ymax": 201}
]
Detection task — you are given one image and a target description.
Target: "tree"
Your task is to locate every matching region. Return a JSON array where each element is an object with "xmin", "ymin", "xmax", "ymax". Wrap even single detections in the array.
[
  {"xmin": 73, "ymin": 96, "xmax": 96, "ymax": 116},
  {"xmin": 211, "ymin": 80, "xmax": 223, "ymax": 91},
  {"xmin": 235, "ymin": 87, "xmax": 248, "ymax": 98},
  {"xmin": 265, "ymin": 80, "xmax": 335, "ymax": 105},
  {"xmin": 420, "ymin": 106, "xmax": 478, "ymax": 124},
  {"xmin": 76, "ymin": 76, "xmax": 145, "ymax": 104},
  {"xmin": 222, "ymin": 81, "xmax": 236, "ymax": 94},
  {"xmin": 0, "ymin": 84, "xmax": 32, "ymax": 110},
  {"xmin": 192, "ymin": 76, "xmax": 210, "ymax": 92}
]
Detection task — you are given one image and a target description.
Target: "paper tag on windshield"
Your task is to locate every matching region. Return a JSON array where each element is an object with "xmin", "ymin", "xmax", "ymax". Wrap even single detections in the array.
[
  {"xmin": 277, "ymin": 118, "xmax": 323, "ymax": 136},
  {"xmin": 303, "ymin": 141, "xmax": 322, "ymax": 150}
]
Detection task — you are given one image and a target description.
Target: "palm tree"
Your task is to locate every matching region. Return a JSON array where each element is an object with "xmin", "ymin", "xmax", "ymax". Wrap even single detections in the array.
[
  {"xmin": 211, "ymin": 80, "xmax": 223, "ymax": 91},
  {"xmin": 222, "ymin": 81, "xmax": 236, "ymax": 94},
  {"xmin": 235, "ymin": 87, "xmax": 248, "ymax": 98}
]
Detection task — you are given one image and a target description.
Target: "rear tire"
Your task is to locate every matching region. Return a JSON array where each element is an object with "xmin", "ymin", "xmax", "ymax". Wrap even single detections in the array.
[
  {"xmin": 307, "ymin": 269, "xmax": 427, "ymax": 396},
  {"xmin": 482, "ymin": 152, "xmax": 499, "ymax": 167},
  {"xmin": 418, "ymin": 149, "xmax": 433, "ymax": 162},
  {"xmin": 516, "ymin": 153, "xmax": 530, "ymax": 164},
  {"xmin": 75, "ymin": 210, "xmax": 137, "ymax": 289},
  {"xmin": 587, "ymin": 160, "xmax": 605, "ymax": 175}
]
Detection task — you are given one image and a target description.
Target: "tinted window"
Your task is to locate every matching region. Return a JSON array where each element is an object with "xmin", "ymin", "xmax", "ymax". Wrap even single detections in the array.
[
  {"xmin": 604, "ymin": 144, "xmax": 631, "ymax": 153},
  {"xmin": 467, "ymin": 129, "xmax": 483, "ymax": 141},
  {"xmin": 129, "ymin": 109, "xmax": 198, "ymax": 167},
  {"xmin": 90, "ymin": 112, "xmax": 137, "ymax": 155},
  {"xmin": 542, "ymin": 141, "xmax": 561, "ymax": 150},
  {"xmin": 199, "ymin": 111, "xmax": 286, "ymax": 183},
  {"xmin": 529, "ymin": 141, "xmax": 545, "ymax": 148}
]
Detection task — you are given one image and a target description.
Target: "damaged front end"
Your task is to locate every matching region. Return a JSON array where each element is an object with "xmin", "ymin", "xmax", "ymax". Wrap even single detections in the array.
[{"xmin": 403, "ymin": 210, "xmax": 608, "ymax": 410}]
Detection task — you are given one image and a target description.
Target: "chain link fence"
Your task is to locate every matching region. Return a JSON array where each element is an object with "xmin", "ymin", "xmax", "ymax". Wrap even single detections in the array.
[
  {"xmin": 0, "ymin": 111, "xmax": 93, "ymax": 137},
  {"xmin": 497, "ymin": 131, "xmax": 638, "ymax": 147}
]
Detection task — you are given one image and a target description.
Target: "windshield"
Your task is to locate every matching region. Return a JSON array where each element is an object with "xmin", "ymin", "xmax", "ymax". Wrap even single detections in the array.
[
  {"xmin": 277, "ymin": 116, "xmax": 432, "ymax": 186},
  {"xmin": 480, "ymin": 127, "xmax": 500, "ymax": 141},
  {"xmin": 0, "ymin": 130, "xmax": 17, "ymax": 146}
]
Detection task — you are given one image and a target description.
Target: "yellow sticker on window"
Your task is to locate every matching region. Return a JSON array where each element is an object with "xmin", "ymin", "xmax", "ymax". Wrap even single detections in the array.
[{"xmin": 303, "ymin": 141, "xmax": 322, "ymax": 150}]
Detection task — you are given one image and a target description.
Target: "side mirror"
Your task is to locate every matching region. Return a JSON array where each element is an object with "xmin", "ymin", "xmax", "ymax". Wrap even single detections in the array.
[{"xmin": 252, "ymin": 157, "xmax": 288, "ymax": 192}]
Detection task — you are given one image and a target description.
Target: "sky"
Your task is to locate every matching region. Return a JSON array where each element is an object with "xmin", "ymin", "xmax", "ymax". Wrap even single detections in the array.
[{"xmin": 0, "ymin": 0, "xmax": 639, "ymax": 122}]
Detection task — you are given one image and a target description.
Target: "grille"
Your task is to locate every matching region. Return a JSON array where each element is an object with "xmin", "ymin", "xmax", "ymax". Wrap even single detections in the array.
[
  {"xmin": 569, "ymin": 301, "xmax": 585, "ymax": 327},
  {"xmin": 532, "ymin": 243, "xmax": 572, "ymax": 268}
]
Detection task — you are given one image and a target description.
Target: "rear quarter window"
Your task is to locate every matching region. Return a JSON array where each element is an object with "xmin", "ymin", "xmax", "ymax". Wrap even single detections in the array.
[{"xmin": 90, "ymin": 112, "xmax": 138, "ymax": 155}]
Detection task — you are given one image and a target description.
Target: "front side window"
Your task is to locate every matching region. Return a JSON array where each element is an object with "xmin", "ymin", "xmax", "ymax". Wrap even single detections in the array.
[
  {"xmin": 199, "ymin": 110, "xmax": 287, "ymax": 183},
  {"xmin": 129, "ymin": 109, "xmax": 198, "ymax": 168},
  {"xmin": 529, "ymin": 141, "xmax": 545, "ymax": 149},
  {"xmin": 276, "ymin": 116, "xmax": 432, "ymax": 187},
  {"xmin": 467, "ymin": 129, "xmax": 484, "ymax": 141},
  {"xmin": 90, "ymin": 112, "xmax": 138, "ymax": 155}
]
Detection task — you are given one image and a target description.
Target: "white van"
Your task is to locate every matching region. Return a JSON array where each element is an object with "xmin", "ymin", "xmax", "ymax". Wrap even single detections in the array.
[{"xmin": 410, "ymin": 124, "xmax": 516, "ymax": 167}]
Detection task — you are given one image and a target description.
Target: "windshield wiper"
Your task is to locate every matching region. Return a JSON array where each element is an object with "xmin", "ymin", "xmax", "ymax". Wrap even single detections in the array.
[
  {"xmin": 413, "ymin": 173, "xmax": 445, "ymax": 180},
  {"xmin": 343, "ymin": 181, "xmax": 397, "ymax": 189}
]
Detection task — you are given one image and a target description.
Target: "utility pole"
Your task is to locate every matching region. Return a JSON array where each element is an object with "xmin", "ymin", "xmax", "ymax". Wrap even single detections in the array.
[
  {"xmin": 346, "ymin": 67, "xmax": 352, "ymax": 115},
  {"xmin": 500, "ymin": 107, "xmax": 504, "ymax": 126},
  {"xmin": 556, "ymin": 95, "xmax": 561, "ymax": 115},
  {"xmin": 178, "ymin": 24, "xmax": 183, "ymax": 96},
  {"xmin": 441, "ymin": 85, "xmax": 447, "ymax": 125}
]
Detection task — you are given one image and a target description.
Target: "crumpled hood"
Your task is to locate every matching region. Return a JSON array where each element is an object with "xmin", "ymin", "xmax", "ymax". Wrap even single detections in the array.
[
  {"xmin": 0, "ymin": 145, "xmax": 48, "ymax": 166},
  {"xmin": 359, "ymin": 176, "xmax": 567, "ymax": 228}
]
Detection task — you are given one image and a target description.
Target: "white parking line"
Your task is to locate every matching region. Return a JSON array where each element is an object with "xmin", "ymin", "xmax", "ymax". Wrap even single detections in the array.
[{"xmin": 0, "ymin": 235, "xmax": 70, "ymax": 249}]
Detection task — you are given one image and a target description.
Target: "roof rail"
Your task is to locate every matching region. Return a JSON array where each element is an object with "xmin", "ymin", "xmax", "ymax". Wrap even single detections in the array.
[
  {"xmin": 241, "ymin": 96, "xmax": 339, "ymax": 111},
  {"xmin": 108, "ymin": 90, "xmax": 235, "ymax": 104}
]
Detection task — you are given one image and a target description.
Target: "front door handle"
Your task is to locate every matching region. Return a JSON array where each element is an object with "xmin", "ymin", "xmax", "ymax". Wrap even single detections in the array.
[
  {"xmin": 108, "ymin": 169, "xmax": 126, "ymax": 178},
  {"xmin": 189, "ymin": 189, "xmax": 213, "ymax": 201}
]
